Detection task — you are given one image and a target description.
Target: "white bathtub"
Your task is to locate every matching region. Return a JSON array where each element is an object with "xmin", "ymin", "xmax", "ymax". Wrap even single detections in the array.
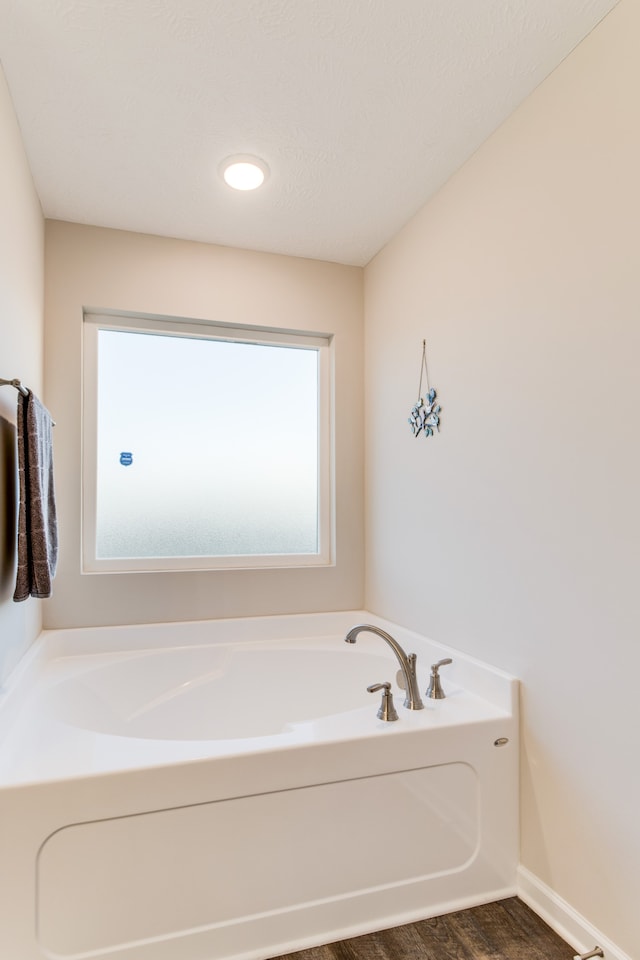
[{"xmin": 0, "ymin": 611, "xmax": 518, "ymax": 960}]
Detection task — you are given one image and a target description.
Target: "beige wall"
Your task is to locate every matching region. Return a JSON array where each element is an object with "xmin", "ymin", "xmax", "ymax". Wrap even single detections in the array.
[
  {"xmin": 0, "ymin": 65, "xmax": 44, "ymax": 684},
  {"xmin": 364, "ymin": 1, "xmax": 638, "ymax": 955},
  {"xmin": 44, "ymin": 221, "xmax": 364, "ymax": 628}
]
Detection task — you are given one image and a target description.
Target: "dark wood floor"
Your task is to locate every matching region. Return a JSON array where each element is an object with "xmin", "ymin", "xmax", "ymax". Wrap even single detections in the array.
[{"xmin": 274, "ymin": 898, "xmax": 575, "ymax": 960}]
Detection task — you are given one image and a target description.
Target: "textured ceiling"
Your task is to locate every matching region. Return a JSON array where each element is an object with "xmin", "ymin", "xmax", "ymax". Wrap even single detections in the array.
[{"xmin": 0, "ymin": 0, "xmax": 619, "ymax": 266}]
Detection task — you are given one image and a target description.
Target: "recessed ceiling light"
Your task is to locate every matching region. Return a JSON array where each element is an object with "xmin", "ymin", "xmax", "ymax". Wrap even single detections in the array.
[{"xmin": 220, "ymin": 155, "xmax": 269, "ymax": 191}]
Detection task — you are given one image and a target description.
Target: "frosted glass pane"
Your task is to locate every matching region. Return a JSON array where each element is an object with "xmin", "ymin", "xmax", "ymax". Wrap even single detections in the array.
[{"xmin": 95, "ymin": 330, "xmax": 319, "ymax": 558}]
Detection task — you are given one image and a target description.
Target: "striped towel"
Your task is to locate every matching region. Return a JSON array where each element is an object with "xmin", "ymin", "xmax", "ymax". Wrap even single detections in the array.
[{"xmin": 13, "ymin": 391, "xmax": 58, "ymax": 601}]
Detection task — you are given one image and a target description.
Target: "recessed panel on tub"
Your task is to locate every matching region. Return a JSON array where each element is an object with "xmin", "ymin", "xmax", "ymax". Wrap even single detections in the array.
[{"xmin": 36, "ymin": 763, "xmax": 479, "ymax": 958}]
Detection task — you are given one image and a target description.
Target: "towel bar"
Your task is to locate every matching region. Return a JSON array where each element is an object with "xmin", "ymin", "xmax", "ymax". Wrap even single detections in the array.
[
  {"xmin": 0, "ymin": 379, "xmax": 56, "ymax": 424},
  {"xmin": 0, "ymin": 377, "xmax": 30, "ymax": 396}
]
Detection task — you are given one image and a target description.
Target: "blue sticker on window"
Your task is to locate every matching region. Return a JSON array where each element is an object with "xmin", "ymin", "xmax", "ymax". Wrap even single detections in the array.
[{"xmin": 119, "ymin": 452, "xmax": 133, "ymax": 466}]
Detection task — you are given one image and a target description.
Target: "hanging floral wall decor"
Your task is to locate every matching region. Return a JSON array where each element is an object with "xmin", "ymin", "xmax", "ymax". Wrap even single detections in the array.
[{"xmin": 408, "ymin": 340, "xmax": 441, "ymax": 438}]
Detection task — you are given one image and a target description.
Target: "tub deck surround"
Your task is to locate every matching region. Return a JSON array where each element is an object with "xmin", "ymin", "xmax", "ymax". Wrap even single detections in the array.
[{"xmin": 0, "ymin": 612, "xmax": 519, "ymax": 960}]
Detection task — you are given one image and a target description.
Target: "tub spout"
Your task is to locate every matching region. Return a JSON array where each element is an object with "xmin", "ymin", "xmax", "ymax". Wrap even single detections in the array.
[{"xmin": 345, "ymin": 624, "xmax": 424, "ymax": 710}]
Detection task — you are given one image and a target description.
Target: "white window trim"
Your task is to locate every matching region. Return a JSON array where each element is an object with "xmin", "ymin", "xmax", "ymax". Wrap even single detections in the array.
[{"xmin": 82, "ymin": 311, "xmax": 334, "ymax": 573}]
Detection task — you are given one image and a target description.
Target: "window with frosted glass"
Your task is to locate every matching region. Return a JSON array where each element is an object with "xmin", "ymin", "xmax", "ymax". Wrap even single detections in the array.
[{"xmin": 83, "ymin": 315, "xmax": 331, "ymax": 571}]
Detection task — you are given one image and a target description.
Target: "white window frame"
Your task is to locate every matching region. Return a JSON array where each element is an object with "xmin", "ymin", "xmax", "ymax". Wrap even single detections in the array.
[{"xmin": 82, "ymin": 310, "xmax": 333, "ymax": 573}]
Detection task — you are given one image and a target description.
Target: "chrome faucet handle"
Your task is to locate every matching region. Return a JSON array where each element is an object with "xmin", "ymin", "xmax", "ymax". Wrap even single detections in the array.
[
  {"xmin": 367, "ymin": 682, "xmax": 399, "ymax": 722},
  {"xmin": 426, "ymin": 658, "xmax": 453, "ymax": 699}
]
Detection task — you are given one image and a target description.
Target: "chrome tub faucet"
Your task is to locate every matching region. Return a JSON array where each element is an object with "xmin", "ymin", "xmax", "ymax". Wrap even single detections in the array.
[{"xmin": 345, "ymin": 624, "xmax": 424, "ymax": 710}]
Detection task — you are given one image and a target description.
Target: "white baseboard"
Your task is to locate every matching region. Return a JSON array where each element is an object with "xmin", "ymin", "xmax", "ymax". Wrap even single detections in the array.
[{"xmin": 517, "ymin": 866, "xmax": 632, "ymax": 960}]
